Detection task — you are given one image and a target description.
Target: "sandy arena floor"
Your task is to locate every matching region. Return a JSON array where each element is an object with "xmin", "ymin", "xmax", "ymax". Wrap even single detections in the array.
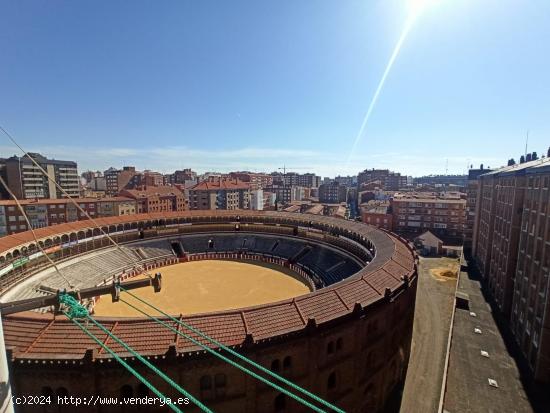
[{"xmin": 93, "ymin": 260, "xmax": 311, "ymax": 317}]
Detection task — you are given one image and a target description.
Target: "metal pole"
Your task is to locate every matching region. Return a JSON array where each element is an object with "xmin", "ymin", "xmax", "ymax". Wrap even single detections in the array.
[{"xmin": 0, "ymin": 310, "xmax": 14, "ymax": 413}]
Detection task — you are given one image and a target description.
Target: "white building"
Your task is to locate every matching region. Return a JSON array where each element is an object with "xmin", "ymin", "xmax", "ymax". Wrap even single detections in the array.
[{"xmin": 250, "ymin": 189, "xmax": 264, "ymax": 210}]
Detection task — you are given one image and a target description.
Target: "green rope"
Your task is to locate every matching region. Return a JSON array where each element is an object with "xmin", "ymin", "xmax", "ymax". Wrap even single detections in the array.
[
  {"xmin": 60, "ymin": 294, "xmax": 212, "ymax": 413},
  {"xmin": 59, "ymin": 293, "xmax": 89, "ymax": 319},
  {"xmin": 84, "ymin": 314, "xmax": 213, "ymax": 413},
  {"xmin": 118, "ymin": 298, "xmax": 328, "ymax": 413},
  {"xmin": 63, "ymin": 312, "xmax": 184, "ymax": 413},
  {"xmin": 120, "ymin": 288, "xmax": 345, "ymax": 413}
]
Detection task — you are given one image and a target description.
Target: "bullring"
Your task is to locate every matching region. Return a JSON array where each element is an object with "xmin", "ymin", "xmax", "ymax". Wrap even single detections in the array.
[{"xmin": 0, "ymin": 210, "xmax": 417, "ymax": 413}]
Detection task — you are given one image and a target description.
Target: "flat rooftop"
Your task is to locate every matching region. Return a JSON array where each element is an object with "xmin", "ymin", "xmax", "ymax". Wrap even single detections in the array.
[{"xmin": 443, "ymin": 262, "xmax": 535, "ymax": 413}]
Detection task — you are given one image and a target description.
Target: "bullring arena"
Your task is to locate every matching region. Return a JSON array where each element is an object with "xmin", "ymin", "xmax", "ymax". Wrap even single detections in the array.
[{"xmin": 0, "ymin": 211, "xmax": 418, "ymax": 413}]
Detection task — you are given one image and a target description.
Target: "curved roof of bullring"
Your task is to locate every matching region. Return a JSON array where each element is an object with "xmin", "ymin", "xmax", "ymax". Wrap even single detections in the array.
[{"xmin": 1, "ymin": 210, "xmax": 417, "ymax": 361}]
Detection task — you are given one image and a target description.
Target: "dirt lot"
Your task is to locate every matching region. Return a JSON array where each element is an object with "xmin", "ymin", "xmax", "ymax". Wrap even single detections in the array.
[{"xmin": 93, "ymin": 260, "xmax": 310, "ymax": 317}]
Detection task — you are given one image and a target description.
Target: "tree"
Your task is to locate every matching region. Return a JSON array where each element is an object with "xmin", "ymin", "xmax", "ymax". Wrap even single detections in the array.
[
  {"xmin": 526, "ymin": 153, "xmax": 532, "ymax": 162},
  {"xmin": 507, "ymin": 158, "xmax": 516, "ymax": 166},
  {"xmin": 547, "ymin": 147, "xmax": 550, "ymax": 158},
  {"xmin": 532, "ymin": 151, "xmax": 538, "ymax": 160},
  {"xmin": 520, "ymin": 155, "xmax": 526, "ymax": 164}
]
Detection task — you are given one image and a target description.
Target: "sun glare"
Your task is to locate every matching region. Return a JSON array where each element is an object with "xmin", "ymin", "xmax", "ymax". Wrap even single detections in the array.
[{"xmin": 408, "ymin": 0, "xmax": 440, "ymax": 16}]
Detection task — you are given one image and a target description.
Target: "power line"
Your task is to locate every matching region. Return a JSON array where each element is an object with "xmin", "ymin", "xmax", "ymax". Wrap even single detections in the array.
[
  {"xmin": 1, "ymin": 125, "xmax": 342, "ymax": 412},
  {"xmin": 0, "ymin": 125, "xmax": 153, "ymax": 280},
  {"xmin": 0, "ymin": 175, "xmax": 74, "ymax": 289},
  {"xmin": 60, "ymin": 293, "xmax": 211, "ymax": 412}
]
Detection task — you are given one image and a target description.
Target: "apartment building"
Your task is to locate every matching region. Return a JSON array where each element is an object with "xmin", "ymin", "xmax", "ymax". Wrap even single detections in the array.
[
  {"xmin": 391, "ymin": 192, "xmax": 466, "ymax": 238},
  {"xmin": 1, "ymin": 153, "xmax": 79, "ymax": 199},
  {"xmin": 473, "ymin": 166, "xmax": 525, "ymax": 316},
  {"xmin": 464, "ymin": 167, "xmax": 492, "ymax": 253},
  {"xmin": 360, "ymin": 201, "xmax": 393, "ymax": 231},
  {"xmin": 334, "ymin": 175, "xmax": 356, "ymax": 186},
  {"xmin": 319, "ymin": 181, "xmax": 348, "ymax": 204},
  {"xmin": 413, "ymin": 174, "xmax": 468, "ymax": 188},
  {"xmin": 142, "ymin": 170, "xmax": 164, "ymax": 187},
  {"xmin": 357, "ymin": 168, "xmax": 407, "ymax": 191},
  {"xmin": 104, "ymin": 166, "xmax": 141, "ymax": 196},
  {"xmin": 271, "ymin": 172, "xmax": 321, "ymax": 188},
  {"xmin": 166, "ymin": 169, "xmax": 198, "ymax": 186},
  {"xmin": 263, "ymin": 185, "xmax": 291, "ymax": 205},
  {"xmin": 189, "ymin": 177, "xmax": 250, "ymax": 210},
  {"xmin": 0, "ymin": 197, "xmax": 136, "ymax": 236},
  {"xmin": 472, "ymin": 158, "xmax": 550, "ymax": 381},
  {"xmin": 250, "ymin": 189, "xmax": 264, "ymax": 210},
  {"xmin": 228, "ymin": 172, "xmax": 273, "ymax": 190},
  {"xmin": 120, "ymin": 186, "xmax": 187, "ymax": 213}
]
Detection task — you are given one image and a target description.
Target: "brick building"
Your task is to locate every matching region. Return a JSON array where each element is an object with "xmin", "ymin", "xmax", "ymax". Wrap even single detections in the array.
[
  {"xmin": 228, "ymin": 172, "xmax": 273, "ymax": 190},
  {"xmin": 464, "ymin": 166, "xmax": 492, "ymax": 253},
  {"xmin": 264, "ymin": 185, "xmax": 292, "ymax": 205},
  {"xmin": 391, "ymin": 193, "xmax": 466, "ymax": 239},
  {"xmin": 1, "ymin": 153, "xmax": 79, "ymax": 199},
  {"xmin": 271, "ymin": 172, "xmax": 321, "ymax": 188},
  {"xmin": 472, "ymin": 158, "xmax": 550, "ymax": 381},
  {"xmin": 319, "ymin": 182, "xmax": 348, "ymax": 204},
  {"xmin": 104, "ymin": 166, "xmax": 141, "ymax": 196},
  {"xmin": 169, "ymin": 169, "xmax": 197, "ymax": 184},
  {"xmin": 142, "ymin": 170, "xmax": 164, "ymax": 187},
  {"xmin": 357, "ymin": 169, "xmax": 407, "ymax": 191},
  {"xmin": 189, "ymin": 177, "xmax": 250, "ymax": 210},
  {"xmin": 0, "ymin": 197, "xmax": 136, "ymax": 237},
  {"xmin": 120, "ymin": 186, "xmax": 187, "ymax": 214},
  {"xmin": 360, "ymin": 201, "xmax": 393, "ymax": 231}
]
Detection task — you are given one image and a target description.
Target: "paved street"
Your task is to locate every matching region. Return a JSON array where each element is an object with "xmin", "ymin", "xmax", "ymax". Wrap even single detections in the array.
[{"xmin": 399, "ymin": 257, "xmax": 457, "ymax": 413}]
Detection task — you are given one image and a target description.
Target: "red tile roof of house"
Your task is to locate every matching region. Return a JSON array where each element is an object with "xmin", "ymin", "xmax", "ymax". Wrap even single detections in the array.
[
  {"xmin": 120, "ymin": 186, "xmax": 184, "ymax": 198},
  {"xmin": 0, "ymin": 197, "xmax": 134, "ymax": 206},
  {"xmin": 191, "ymin": 177, "xmax": 250, "ymax": 191}
]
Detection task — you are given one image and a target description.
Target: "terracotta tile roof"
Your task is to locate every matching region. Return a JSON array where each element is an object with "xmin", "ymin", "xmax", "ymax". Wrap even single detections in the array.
[
  {"xmin": 0, "ymin": 197, "xmax": 133, "ymax": 206},
  {"xmin": 191, "ymin": 178, "xmax": 250, "ymax": 191},
  {"xmin": 120, "ymin": 186, "xmax": 183, "ymax": 198},
  {"xmin": 1, "ymin": 211, "xmax": 417, "ymax": 360}
]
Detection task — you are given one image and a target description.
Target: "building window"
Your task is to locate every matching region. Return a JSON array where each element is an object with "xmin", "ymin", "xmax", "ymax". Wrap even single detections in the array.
[
  {"xmin": 327, "ymin": 341, "xmax": 334, "ymax": 355},
  {"xmin": 274, "ymin": 394, "xmax": 286, "ymax": 412},
  {"xmin": 214, "ymin": 373, "xmax": 226, "ymax": 389},
  {"xmin": 41, "ymin": 386, "xmax": 54, "ymax": 397},
  {"xmin": 56, "ymin": 387, "xmax": 68, "ymax": 398},
  {"xmin": 327, "ymin": 372, "xmax": 337, "ymax": 390},
  {"xmin": 200, "ymin": 375, "xmax": 212, "ymax": 392},
  {"xmin": 120, "ymin": 384, "xmax": 133, "ymax": 398},
  {"xmin": 137, "ymin": 382, "xmax": 149, "ymax": 397},
  {"xmin": 271, "ymin": 359, "xmax": 281, "ymax": 372},
  {"xmin": 283, "ymin": 356, "xmax": 292, "ymax": 371}
]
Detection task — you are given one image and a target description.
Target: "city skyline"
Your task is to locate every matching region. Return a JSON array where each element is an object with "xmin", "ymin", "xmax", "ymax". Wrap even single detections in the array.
[{"xmin": 1, "ymin": 0, "xmax": 549, "ymax": 176}]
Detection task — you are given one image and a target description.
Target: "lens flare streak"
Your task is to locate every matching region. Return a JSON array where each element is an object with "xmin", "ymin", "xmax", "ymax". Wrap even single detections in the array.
[{"xmin": 346, "ymin": 11, "xmax": 421, "ymax": 165}]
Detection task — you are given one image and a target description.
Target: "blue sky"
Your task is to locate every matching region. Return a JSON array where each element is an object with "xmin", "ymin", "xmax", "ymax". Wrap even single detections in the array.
[{"xmin": 1, "ymin": 0, "xmax": 549, "ymax": 177}]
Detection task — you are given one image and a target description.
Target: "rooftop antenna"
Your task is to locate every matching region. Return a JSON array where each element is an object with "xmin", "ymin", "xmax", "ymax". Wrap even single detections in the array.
[
  {"xmin": 525, "ymin": 130, "xmax": 529, "ymax": 158},
  {"xmin": 445, "ymin": 158, "xmax": 448, "ymax": 175}
]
